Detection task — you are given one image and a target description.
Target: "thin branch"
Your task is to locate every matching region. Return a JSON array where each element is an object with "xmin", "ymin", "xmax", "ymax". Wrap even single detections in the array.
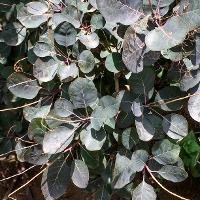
[
  {"xmin": 145, "ymin": 165, "xmax": 190, "ymax": 200},
  {"xmin": 0, "ymin": 165, "xmax": 36, "ymax": 182},
  {"xmin": 0, "ymin": 99, "xmax": 43, "ymax": 112},
  {"xmin": 8, "ymin": 167, "xmax": 48, "ymax": 200}
]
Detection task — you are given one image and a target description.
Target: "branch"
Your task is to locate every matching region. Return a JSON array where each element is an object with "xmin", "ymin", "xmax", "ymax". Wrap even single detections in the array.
[{"xmin": 145, "ymin": 165, "xmax": 190, "ymax": 200}]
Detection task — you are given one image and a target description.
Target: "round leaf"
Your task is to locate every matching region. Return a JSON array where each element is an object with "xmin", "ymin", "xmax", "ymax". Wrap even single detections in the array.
[{"xmin": 7, "ymin": 72, "xmax": 41, "ymax": 99}]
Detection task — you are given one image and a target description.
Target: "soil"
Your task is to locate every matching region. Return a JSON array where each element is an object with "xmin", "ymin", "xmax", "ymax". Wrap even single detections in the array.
[{"xmin": 0, "ymin": 158, "xmax": 200, "ymax": 200}]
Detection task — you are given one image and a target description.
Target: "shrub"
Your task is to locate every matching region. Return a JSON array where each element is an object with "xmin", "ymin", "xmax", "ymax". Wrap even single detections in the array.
[{"xmin": 0, "ymin": 0, "xmax": 200, "ymax": 199}]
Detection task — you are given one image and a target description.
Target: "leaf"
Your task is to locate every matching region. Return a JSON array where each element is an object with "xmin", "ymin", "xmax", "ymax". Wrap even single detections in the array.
[
  {"xmin": 26, "ymin": 1, "xmax": 48, "ymax": 15},
  {"xmin": 54, "ymin": 98, "xmax": 74, "ymax": 118},
  {"xmin": 17, "ymin": 3, "xmax": 50, "ymax": 28},
  {"xmin": 131, "ymin": 98, "xmax": 143, "ymax": 117},
  {"xmin": 122, "ymin": 27, "xmax": 145, "ymax": 73},
  {"xmin": 157, "ymin": 165, "xmax": 188, "ymax": 182},
  {"xmin": 2, "ymin": 22, "xmax": 26, "ymax": 46},
  {"xmin": 188, "ymin": 86, "xmax": 200, "ymax": 122},
  {"xmin": 91, "ymin": 14, "xmax": 105, "ymax": 30},
  {"xmin": 7, "ymin": 72, "xmax": 41, "ymax": 99},
  {"xmin": 105, "ymin": 53, "xmax": 125, "ymax": 73},
  {"xmin": 96, "ymin": 0, "xmax": 143, "ymax": 25},
  {"xmin": 155, "ymin": 86, "xmax": 186, "ymax": 111},
  {"xmin": 180, "ymin": 70, "xmax": 200, "ymax": 91},
  {"xmin": 23, "ymin": 145, "xmax": 50, "ymax": 165},
  {"xmin": 131, "ymin": 150, "xmax": 148, "ymax": 172},
  {"xmin": 145, "ymin": 8, "xmax": 200, "ymax": 51},
  {"xmin": 122, "ymin": 128, "xmax": 139, "ymax": 150},
  {"xmin": 78, "ymin": 32, "xmax": 99, "ymax": 49},
  {"xmin": 28, "ymin": 118, "xmax": 48, "ymax": 144},
  {"xmin": 54, "ymin": 22, "xmax": 77, "ymax": 47},
  {"xmin": 43, "ymin": 126, "xmax": 75, "ymax": 154},
  {"xmin": 90, "ymin": 107, "xmax": 106, "ymax": 131},
  {"xmin": 113, "ymin": 153, "xmax": 135, "ymax": 189},
  {"xmin": 57, "ymin": 62, "xmax": 79, "ymax": 81},
  {"xmin": 41, "ymin": 157, "xmax": 70, "ymax": 200},
  {"xmin": 23, "ymin": 104, "xmax": 51, "ymax": 122},
  {"xmin": 128, "ymin": 67, "xmax": 155, "ymax": 96},
  {"xmin": 33, "ymin": 42, "xmax": 52, "ymax": 58},
  {"xmin": 162, "ymin": 114, "xmax": 188, "ymax": 140},
  {"xmin": 52, "ymin": 5, "xmax": 81, "ymax": 29},
  {"xmin": 33, "ymin": 57, "xmax": 58, "ymax": 82},
  {"xmin": 80, "ymin": 147, "xmax": 100, "ymax": 169},
  {"xmin": 71, "ymin": 159, "xmax": 89, "ymax": 188},
  {"xmin": 152, "ymin": 139, "xmax": 180, "ymax": 165},
  {"xmin": 78, "ymin": 50, "xmax": 95, "ymax": 73},
  {"xmin": 132, "ymin": 180, "xmax": 156, "ymax": 200},
  {"xmin": 68, "ymin": 77, "xmax": 98, "ymax": 108},
  {"xmin": 99, "ymin": 95, "xmax": 119, "ymax": 118},
  {"xmin": 80, "ymin": 127, "xmax": 106, "ymax": 151},
  {"xmin": 135, "ymin": 116, "xmax": 155, "ymax": 141}
]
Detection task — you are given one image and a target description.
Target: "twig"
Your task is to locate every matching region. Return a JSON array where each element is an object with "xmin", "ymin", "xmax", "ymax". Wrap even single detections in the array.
[
  {"xmin": 145, "ymin": 165, "xmax": 190, "ymax": 200},
  {"xmin": 8, "ymin": 167, "xmax": 48, "ymax": 200}
]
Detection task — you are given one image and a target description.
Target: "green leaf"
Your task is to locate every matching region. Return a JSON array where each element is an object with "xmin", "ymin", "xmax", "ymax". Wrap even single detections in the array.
[
  {"xmin": 105, "ymin": 52, "xmax": 125, "ymax": 73},
  {"xmin": 33, "ymin": 42, "xmax": 52, "ymax": 58},
  {"xmin": 54, "ymin": 22, "xmax": 77, "ymax": 47},
  {"xmin": 122, "ymin": 27, "xmax": 145, "ymax": 73},
  {"xmin": 28, "ymin": 118, "xmax": 48, "ymax": 144},
  {"xmin": 135, "ymin": 116, "xmax": 155, "ymax": 141},
  {"xmin": 131, "ymin": 98, "xmax": 143, "ymax": 117},
  {"xmin": 80, "ymin": 147, "xmax": 100, "ymax": 169},
  {"xmin": 145, "ymin": 8, "xmax": 200, "ymax": 51},
  {"xmin": 41, "ymin": 157, "xmax": 70, "ymax": 200},
  {"xmin": 155, "ymin": 86, "xmax": 186, "ymax": 111},
  {"xmin": 26, "ymin": 1, "xmax": 48, "ymax": 15},
  {"xmin": 131, "ymin": 150, "xmax": 148, "ymax": 172},
  {"xmin": 132, "ymin": 180, "xmax": 156, "ymax": 200},
  {"xmin": 188, "ymin": 86, "xmax": 200, "ymax": 122},
  {"xmin": 80, "ymin": 127, "xmax": 106, "ymax": 151},
  {"xmin": 68, "ymin": 77, "xmax": 98, "ymax": 108},
  {"xmin": 52, "ymin": 5, "xmax": 81, "ymax": 29},
  {"xmin": 162, "ymin": 114, "xmax": 188, "ymax": 140},
  {"xmin": 57, "ymin": 62, "xmax": 79, "ymax": 81},
  {"xmin": 91, "ymin": 14, "xmax": 105, "ymax": 30},
  {"xmin": 90, "ymin": 107, "xmax": 106, "ymax": 131},
  {"xmin": 180, "ymin": 70, "xmax": 200, "ymax": 91},
  {"xmin": 23, "ymin": 104, "xmax": 51, "ymax": 122},
  {"xmin": 7, "ymin": 72, "xmax": 41, "ymax": 99},
  {"xmin": 157, "ymin": 165, "xmax": 188, "ymax": 182},
  {"xmin": 78, "ymin": 50, "xmax": 95, "ymax": 73},
  {"xmin": 78, "ymin": 32, "xmax": 99, "ymax": 49},
  {"xmin": 2, "ymin": 22, "xmax": 26, "ymax": 46},
  {"xmin": 128, "ymin": 67, "xmax": 155, "ymax": 96},
  {"xmin": 113, "ymin": 153, "xmax": 135, "ymax": 189},
  {"xmin": 71, "ymin": 159, "xmax": 89, "ymax": 188},
  {"xmin": 17, "ymin": 3, "xmax": 50, "ymax": 28},
  {"xmin": 152, "ymin": 139, "xmax": 180, "ymax": 165},
  {"xmin": 96, "ymin": 0, "xmax": 143, "ymax": 25},
  {"xmin": 33, "ymin": 57, "xmax": 58, "ymax": 82},
  {"xmin": 54, "ymin": 98, "xmax": 75, "ymax": 118},
  {"xmin": 43, "ymin": 126, "xmax": 75, "ymax": 154},
  {"xmin": 122, "ymin": 128, "xmax": 139, "ymax": 150}
]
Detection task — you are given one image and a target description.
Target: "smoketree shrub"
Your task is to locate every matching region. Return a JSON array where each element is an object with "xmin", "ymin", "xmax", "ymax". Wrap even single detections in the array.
[{"xmin": 0, "ymin": 0, "xmax": 200, "ymax": 199}]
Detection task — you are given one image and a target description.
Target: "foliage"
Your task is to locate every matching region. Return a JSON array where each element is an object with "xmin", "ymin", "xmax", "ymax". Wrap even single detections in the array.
[{"xmin": 0, "ymin": 0, "xmax": 200, "ymax": 199}]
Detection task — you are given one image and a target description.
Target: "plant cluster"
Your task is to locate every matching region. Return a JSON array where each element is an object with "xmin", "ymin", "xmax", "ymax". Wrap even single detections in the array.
[{"xmin": 0, "ymin": 0, "xmax": 200, "ymax": 199}]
